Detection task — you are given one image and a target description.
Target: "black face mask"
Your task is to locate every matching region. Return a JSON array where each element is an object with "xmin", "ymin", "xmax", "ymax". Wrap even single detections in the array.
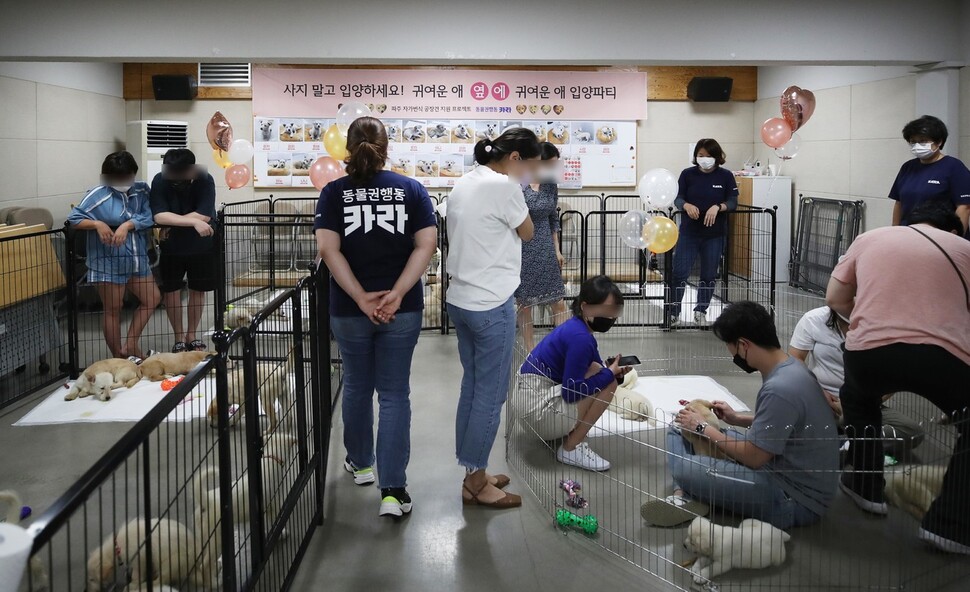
[
  {"xmin": 732, "ymin": 348, "xmax": 757, "ymax": 374},
  {"xmin": 587, "ymin": 317, "xmax": 616, "ymax": 333}
]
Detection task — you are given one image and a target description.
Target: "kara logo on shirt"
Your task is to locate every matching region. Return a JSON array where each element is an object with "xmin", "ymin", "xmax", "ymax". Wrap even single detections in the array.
[
  {"xmin": 927, "ymin": 180, "xmax": 941, "ymax": 185},
  {"xmin": 712, "ymin": 185, "xmax": 723, "ymax": 189},
  {"xmin": 341, "ymin": 187, "xmax": 410, "ymax": 235}
]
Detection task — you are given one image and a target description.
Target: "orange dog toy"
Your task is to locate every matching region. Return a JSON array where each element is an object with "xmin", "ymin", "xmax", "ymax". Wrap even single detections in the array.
[{"xmin": 161, "ymin": 376, "xmax": 185, "ymax": 391}]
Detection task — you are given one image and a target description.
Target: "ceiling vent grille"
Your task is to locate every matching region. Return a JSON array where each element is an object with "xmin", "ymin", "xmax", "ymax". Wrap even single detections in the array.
[
  {"xmin": 198, "ymin": 63, "xmax": 251, "ymax": 87},
  {"xmin": 145, "ymin": 121, "xmax": 189, "ymax": 149}
]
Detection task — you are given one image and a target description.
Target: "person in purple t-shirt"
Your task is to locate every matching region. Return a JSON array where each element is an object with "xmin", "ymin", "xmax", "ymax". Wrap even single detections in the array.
[
  {"xmin": 668, "ymin": 138, "xmax": 739, "ymax": 327},
  {"xmin": 518, "ymin": 276, "xmax": 632, "ymax": 471},
  {"xmin": 890, "ymin": 115, "xmax": 970, "ymax": 234},
  {"xmin": 315, "ymin": 117, "xmax": 437, "ymax": 518}
]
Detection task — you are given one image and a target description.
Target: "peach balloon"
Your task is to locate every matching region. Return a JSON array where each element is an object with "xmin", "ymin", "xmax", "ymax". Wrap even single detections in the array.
[
  {"xmin": 225, "ymin": 164, "xmax": 251, "ymax": 189},
  {"xmin": 206, "ymin": 111, "xmax": 233, "ymax": 152},
  {"xmin": 309, "ymin": 157, "xmax": 345, "ymax": 190},
  {"xmin": 760, "ymin": 118, "xmax": 793, "ymax": 149}
]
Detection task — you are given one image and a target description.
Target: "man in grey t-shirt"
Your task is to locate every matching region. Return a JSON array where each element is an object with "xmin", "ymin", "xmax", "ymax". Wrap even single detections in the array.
[{"xmin": 666, "ymin": 301, "xmax": 839, "ymax": 529}]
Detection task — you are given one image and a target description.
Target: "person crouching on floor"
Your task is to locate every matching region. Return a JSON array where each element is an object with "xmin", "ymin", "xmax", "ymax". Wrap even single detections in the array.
[
  {"xmin": 518, "ymin": 275, "xmax": 631, "ymax": 471},
  {"xmin": 648, "ymin": 301, "xmax": 839, "ymax": 529}
]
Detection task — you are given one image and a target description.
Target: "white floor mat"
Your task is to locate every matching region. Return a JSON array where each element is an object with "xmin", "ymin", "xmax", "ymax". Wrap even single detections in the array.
[{"xmin": 588, "ymin": 375, "xmax": 749, "ymax": 437}]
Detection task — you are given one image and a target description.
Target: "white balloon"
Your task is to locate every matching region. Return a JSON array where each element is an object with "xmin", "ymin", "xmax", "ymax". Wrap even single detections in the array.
[
  {"xmin": 774, "ymin": 132, "xmax": 801, "ymax": 160},
  {"xmin": 227, "ymin": 139, "xmax": 255, "ymax": 164},
  {"xmin": 619, "ymin": 210, "xmax": 650, "ymax": 249},
  {"xmin": 336, "ymin": 102, "xmax": 372, "ymax": 132},
  {"xmin": 638, "ymin": 168, "xmax": 679, "ymax": 209}
]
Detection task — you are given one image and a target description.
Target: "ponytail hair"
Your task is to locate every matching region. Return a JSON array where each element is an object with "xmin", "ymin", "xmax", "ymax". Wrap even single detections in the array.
[
  {"xmin": 345, "ymin": 116, "xmax": 388, "ymax": 184},
  {"xmin": 473, "ymin": 127, "xmax": 541, "ymax": 166}
]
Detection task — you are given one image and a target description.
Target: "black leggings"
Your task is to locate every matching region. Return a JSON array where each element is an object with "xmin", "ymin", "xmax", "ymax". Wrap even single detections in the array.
[{"xmin": 841, "ymin": 343, "xmax": 970, "ymax": 539}]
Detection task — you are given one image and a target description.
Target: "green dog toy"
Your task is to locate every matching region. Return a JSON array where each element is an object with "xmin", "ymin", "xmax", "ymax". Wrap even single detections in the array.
[{"xmin": 556, "ymin": 508, "xmax": 598, "ymax": 535}]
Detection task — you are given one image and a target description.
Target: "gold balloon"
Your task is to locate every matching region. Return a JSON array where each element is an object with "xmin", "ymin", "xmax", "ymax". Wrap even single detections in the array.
[
  {"xmin": 212, "ymin": 149, "xmax": 233, "ymax": 169},
  {"xmin": 644, "ymin": 215, "xmax": 679, "ymax": 254},
  {"xmin": 323, "ymin": 124, "xmax": 349, "ymax": 161}
]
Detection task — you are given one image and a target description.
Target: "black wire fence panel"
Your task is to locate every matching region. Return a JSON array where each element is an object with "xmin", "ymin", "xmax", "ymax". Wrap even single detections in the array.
[
  {"xmin": 789, "ymin": 197, "xmax": 864, "ymax": 294},
  {"xmin": 22, "ymin": 271, "xmax": 334, "ymax": 592}
]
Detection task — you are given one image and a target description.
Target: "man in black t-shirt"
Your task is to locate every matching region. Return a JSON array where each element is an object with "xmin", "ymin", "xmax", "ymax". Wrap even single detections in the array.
[{"xmin": 150, "ymin": 149, "xmax": 217, "ymax": 352}]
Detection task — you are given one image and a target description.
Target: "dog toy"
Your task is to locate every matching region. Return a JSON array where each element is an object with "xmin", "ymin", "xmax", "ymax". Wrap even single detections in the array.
[
  {"xmin": 161, "ymin": 376, "xmax": 184, "ymax": 391},
  {"xmin": 559, "ymin": 479, "xmax": 588, "ymax": 509},
  {"xmin": 19, "ymin": 506, "xmax": 31, "ymax": 521},
  {"xmin": 556, "ymin": 509, "xmax": 598, "ymax": 535}
]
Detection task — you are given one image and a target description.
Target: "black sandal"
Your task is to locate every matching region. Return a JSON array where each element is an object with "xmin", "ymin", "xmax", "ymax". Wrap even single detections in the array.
[
  {"xmin": 188, "ymin": 339, "xmax": 207, "ymax": 351},
  {"xmin": 171, "ymin": 341, "xmax": 187, "ymax": 353}
]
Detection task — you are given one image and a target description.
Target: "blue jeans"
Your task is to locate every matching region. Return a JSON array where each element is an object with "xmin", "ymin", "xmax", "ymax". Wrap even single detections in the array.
[
  {"xmin": 670, "ymin": 233, "xmax": 724, "ymax": 317},
  {"xmin": 331, "ymin": 311, "xmax": 422, "ymax": 489},
  {"xmin": 448, "ymin": 298, "xmax": 516, "ymax": 472},
  {"xmin": 666, "ymin": 427, "xmax": 819, "ymax": 529}
]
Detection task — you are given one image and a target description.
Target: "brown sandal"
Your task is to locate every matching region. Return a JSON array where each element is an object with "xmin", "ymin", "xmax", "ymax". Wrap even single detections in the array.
[
  {"xmin": 489, "ymin": 474, "xmax": 511, "ymax": 489},
  {"xmin": 462, "ymin": 482, "xmax": 522, "ymax": 509}
]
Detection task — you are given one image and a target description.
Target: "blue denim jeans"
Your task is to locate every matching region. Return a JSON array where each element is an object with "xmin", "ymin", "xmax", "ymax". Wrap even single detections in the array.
[
  {"xmin": 331, "ymin": 311, "xmax": 422, "ymax": 489},
  {"xmin": 670, "ymin": 233, "xmax": 725, "ymax": 317},
  {"xmin": 666, "ymin": 427, "xmax": 820, "ymax": 529},
  {"xmin": 448, "ymin": 298, "xmax": 516, "ymax": 472}
]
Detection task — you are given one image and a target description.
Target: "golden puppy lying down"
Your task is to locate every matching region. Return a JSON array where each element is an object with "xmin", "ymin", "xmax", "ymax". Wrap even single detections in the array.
[{"xmin": 139, "ymin": 351, "xmax": 212, "ymax": 382}]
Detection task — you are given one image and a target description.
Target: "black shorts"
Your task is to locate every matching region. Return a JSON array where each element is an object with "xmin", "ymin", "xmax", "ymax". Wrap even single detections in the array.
[{"xmin": 158, "ymin": 253, "xmax": 218, "ymax": 293}]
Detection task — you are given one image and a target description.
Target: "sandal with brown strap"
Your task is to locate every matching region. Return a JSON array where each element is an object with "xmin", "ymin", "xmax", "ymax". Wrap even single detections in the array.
[
  {"xmin": 462, "ymin": 482, "xmax": 522, "ymax": 509},
  {"xmin": 489, "ymin": 474, "xmax": 511, "ymax": 489}
]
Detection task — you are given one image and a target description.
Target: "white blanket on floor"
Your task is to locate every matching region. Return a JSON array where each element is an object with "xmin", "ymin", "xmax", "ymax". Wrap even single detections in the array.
[{"xmin": 588, "ymin": 375, "xmax": 749, "ymax": 438}]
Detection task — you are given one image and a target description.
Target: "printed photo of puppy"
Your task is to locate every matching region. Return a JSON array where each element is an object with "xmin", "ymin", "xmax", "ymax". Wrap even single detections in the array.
[
  {"xmin": 476, "ymin": 121, "xmax": 500, "ymax": 142},
  {"xmin": 501, "ymin": 121, "xmax": 522, "ymax": 134},
  {"xmin": 388, "ymin": 156, "xmax": 415, "ymax": 176},
  {"xmin": 439, "ymin": 155, "xmax": 464, "ymax": 178},
  {"xmin": 291, "ymin": 153, "xmax": 314, "ymax": 176},
  {"xmin": 305, "ymin": 120, "xmax": 327, "ymax": 142},
  {"xmin": 414, "ymin": 157, "xmax": 440, "ymax": 178},
  {"xmin": 571, "ymin": 122, "xmax": 595, "ymax": 144},
  {"xmin": 279, "ymin": 119, "xmax": 305, "ymax": 142},
  {"xmin": 267, "ymin": 153, "xmax": 291, "ymax": 176},
  {"xmin": 384, "ymin": 121, "xmax": 403, "ymax": 143},
  {"xmin": 425, "ymin": 122, "xmax": 451, "ymax": 144},
  {"xmin": 597, "ymin": 124, "xmax": 618, "ymax": 144},
  {"xmin": 451, "ymin": 122, "xmax": 475, "ymax": 143},
  {"xmin": 547, "ymin": 122, "xmax": 570, "ymax": 145},
  {"xmin": 256, "ymin": 118, "xmax": 276, "ymax": 142},
  {"xmin": 402, "ymin": 121, "xmax": 426, "ymax": 143},
  {"xmin": 528, "ymin": 123, "xmax": 548, "ymax": 142}
]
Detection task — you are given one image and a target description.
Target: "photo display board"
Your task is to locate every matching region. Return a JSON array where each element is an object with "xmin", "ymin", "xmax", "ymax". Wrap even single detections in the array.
[{"xmin": 252, "ymin": 68, "xmax": 646, "ymax": 189}]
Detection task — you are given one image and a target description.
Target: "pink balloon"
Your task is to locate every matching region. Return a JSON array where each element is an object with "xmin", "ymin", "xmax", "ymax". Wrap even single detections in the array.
[
  {"xmin": 761, "ymin": 118, "xmax": 793, "ymax": 149},
  {"xmin": 225, "ymin": 164, "xmax": 250, "ymax": 189},
  {"xmin": 780, "ymin": 86, "xmax": 817, "ymax": 132},
  {"xmin": 309, "ymin": 157, "xmax": 345, "ymax": 190}
]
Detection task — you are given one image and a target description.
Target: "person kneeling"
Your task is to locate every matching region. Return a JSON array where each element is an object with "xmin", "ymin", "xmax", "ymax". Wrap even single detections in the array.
[
  {"xmin": 657, "ymin": 301, "xmax": 840, "ymax": 529},
  {"xmin": 518, "ymin": 276, "xmax": 631, "ymax": 471}
]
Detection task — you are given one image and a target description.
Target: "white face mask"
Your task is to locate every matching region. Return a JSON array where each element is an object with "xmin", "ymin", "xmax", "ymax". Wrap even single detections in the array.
[
  {"xmin": 696, "ymin": 157, "xmax": 716, "ymax": 171},
  {"xmin": 110, "ymin": 185, "xmax": 131, "ymax": 193},
  {"xmin": 910, "ymin": 142, "xmax": 937, "ymax": 160}
]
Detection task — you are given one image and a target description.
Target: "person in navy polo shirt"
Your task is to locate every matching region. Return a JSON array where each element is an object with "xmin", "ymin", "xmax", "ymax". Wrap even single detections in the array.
[
  {"xmin": 890, "ymin": 115, "xmax": 970, "ymax": 234},
  {"xmin": 668, "ymin": 138, "xmax": 739, "ymax": 327},
  {"xmin": 315, "ymin": 117, "xmax": 437, "ymax": 518}
]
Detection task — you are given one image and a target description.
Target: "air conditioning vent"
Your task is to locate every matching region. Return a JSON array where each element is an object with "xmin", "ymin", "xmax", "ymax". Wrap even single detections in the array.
[
  {"xmin": 146, "ymin": 122, "xmax": 189, "ymax": 149},
  {"xmin": 198, "ymin": 63, "xmax": 251, "ymax": 87}
]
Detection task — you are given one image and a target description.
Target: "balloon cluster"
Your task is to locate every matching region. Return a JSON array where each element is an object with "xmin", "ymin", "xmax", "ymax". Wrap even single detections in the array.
[
  {"xmin": 759, "ymin": 85, "xmax": 816, "ymax": 161},
  {"xmin": 205, "ymin": 111, "xmax": 254, "ymax": 189},
  {"xmin": 619, "ymin": 168, "xmax": 680, "ymax": 253},
  {"xmin": 308, "ymin": 101, "xmax": 374, "ymax": 190}
]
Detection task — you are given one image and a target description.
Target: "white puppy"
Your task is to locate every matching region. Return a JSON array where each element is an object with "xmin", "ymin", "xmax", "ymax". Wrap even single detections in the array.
[
  {"xmin": 65, "ymin": 358, "xmax": 141, "ymax": 401},
  {"xmin": 885, "ymin": 465, "xmax": 946, "ymax": 520},
  {"xmin": 684, "ymin": 516, "xmax": 790, "ymax": 584}
]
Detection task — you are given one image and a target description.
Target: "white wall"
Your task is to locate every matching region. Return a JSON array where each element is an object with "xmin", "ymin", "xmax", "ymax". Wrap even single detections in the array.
[
  {"xmin": 754, "ymin": 72, "xmax": 917, "ymax": 230},
  {"xmin": 0, "ymin": 0, "xmax": 965, "ymax": 65},
  {"xmin": 0, "ymin": 63, "xmax": 125, "ymax": 224}
]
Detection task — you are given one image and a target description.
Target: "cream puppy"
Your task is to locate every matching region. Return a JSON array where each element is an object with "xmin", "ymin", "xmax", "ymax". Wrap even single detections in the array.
[
  {"xmin": 884, "ymin": 465, "xmax": 946, "ymax": 520},
  {"xmin": 138, "ymin": 351, "xmax": 212, "ymax": 382},
  {"xmin": 684, "ymin": 516, "xmax": 790, "ymax": 584},
  {"xmin": 65, "ymin": 359, "xmax": 141, "ymax": 401}
]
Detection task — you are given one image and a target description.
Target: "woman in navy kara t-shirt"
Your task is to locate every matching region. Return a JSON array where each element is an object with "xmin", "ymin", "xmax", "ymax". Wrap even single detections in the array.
[
  {"xmin": 669, "ymin": 138, "xmax": 738, "ymax": 326},
  {"xmin": 890, "ymin": 115, "xmax": 970, "ymax": 235},
  {"xmin": 314, "ymin": 117, "xmax": 437, "ymax": 518}
]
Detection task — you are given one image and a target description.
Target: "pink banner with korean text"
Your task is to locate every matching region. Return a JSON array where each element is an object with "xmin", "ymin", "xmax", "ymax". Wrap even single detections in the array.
[{"xmin": 253, "ymin": 67, "xmax": 647, "ymax": 121}]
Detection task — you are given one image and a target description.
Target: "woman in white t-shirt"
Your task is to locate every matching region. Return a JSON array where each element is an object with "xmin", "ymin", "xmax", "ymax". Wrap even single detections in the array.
[
  {"xmin": 447, "ymin": 128, "xmax": 541, "ymax": 509},
  {"xmin": 788, "ymin": 306, "xmax": 924, "ymax": 457}
]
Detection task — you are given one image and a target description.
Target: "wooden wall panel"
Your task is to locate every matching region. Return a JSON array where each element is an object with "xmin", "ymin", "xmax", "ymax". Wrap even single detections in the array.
[{"xmin": 124, "ymin": 63, "xmax": 757, "ymax": 102}]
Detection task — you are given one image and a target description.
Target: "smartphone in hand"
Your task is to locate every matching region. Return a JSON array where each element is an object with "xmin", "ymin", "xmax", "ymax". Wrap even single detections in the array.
[{"xmin": 606, "ymin": 355, "xmax": 641, "ymax": 367}]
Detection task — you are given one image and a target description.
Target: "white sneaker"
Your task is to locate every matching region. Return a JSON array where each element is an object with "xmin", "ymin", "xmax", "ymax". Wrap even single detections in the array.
[
  {"xmin": 919, "ymin": 528, "xmax": 970, "ymax": 555},
  {"xmin": 344, "ymin": 459, "xmax": 376, "ymax": 485},
  {"xmin": 669, "ymin": 315, "xmax": 680, "ymax": 327},
  {"xmin": 693, "ymin": 311, "xmax": 708, "ymax": 326},
  {"xmin": 557, "ymin": 442, "xmax": 610, "ymax": 471}
]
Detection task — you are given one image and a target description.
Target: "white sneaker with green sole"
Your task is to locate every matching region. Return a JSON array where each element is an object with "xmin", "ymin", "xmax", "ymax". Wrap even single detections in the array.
[{"xmin": 344, "ymin": 460, "xmax": 376, "ymax": 485}]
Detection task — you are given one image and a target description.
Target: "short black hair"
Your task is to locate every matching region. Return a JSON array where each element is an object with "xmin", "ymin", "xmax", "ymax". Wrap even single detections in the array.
[
  {"xmin": 902, "ymin": 115, "xmax": 948, "ymax": 148},
  {"xmin": 101, "ymin": 151, "xmax": 138, "ymax": 177},
  {"xmin": 571, "ymin": 275, "xmax": 624, "ymax": 317},
  {"xmin": 711, "ymin": 301, "xmax": 780, "ymax": 349},
  {"xmin": 906, "ymin": 200, "xmax": 964, "ymax": 235},
  {"xmin": 692, "ymin": 138, "xmax": 726, "ymax": 166},
  {"xmin": 540, "ymin": 142, "xmax": 560, "ymax": 161},
  {"xmin": 162, "ymin": 148, "xmax": 197, "ymax": 171}
]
